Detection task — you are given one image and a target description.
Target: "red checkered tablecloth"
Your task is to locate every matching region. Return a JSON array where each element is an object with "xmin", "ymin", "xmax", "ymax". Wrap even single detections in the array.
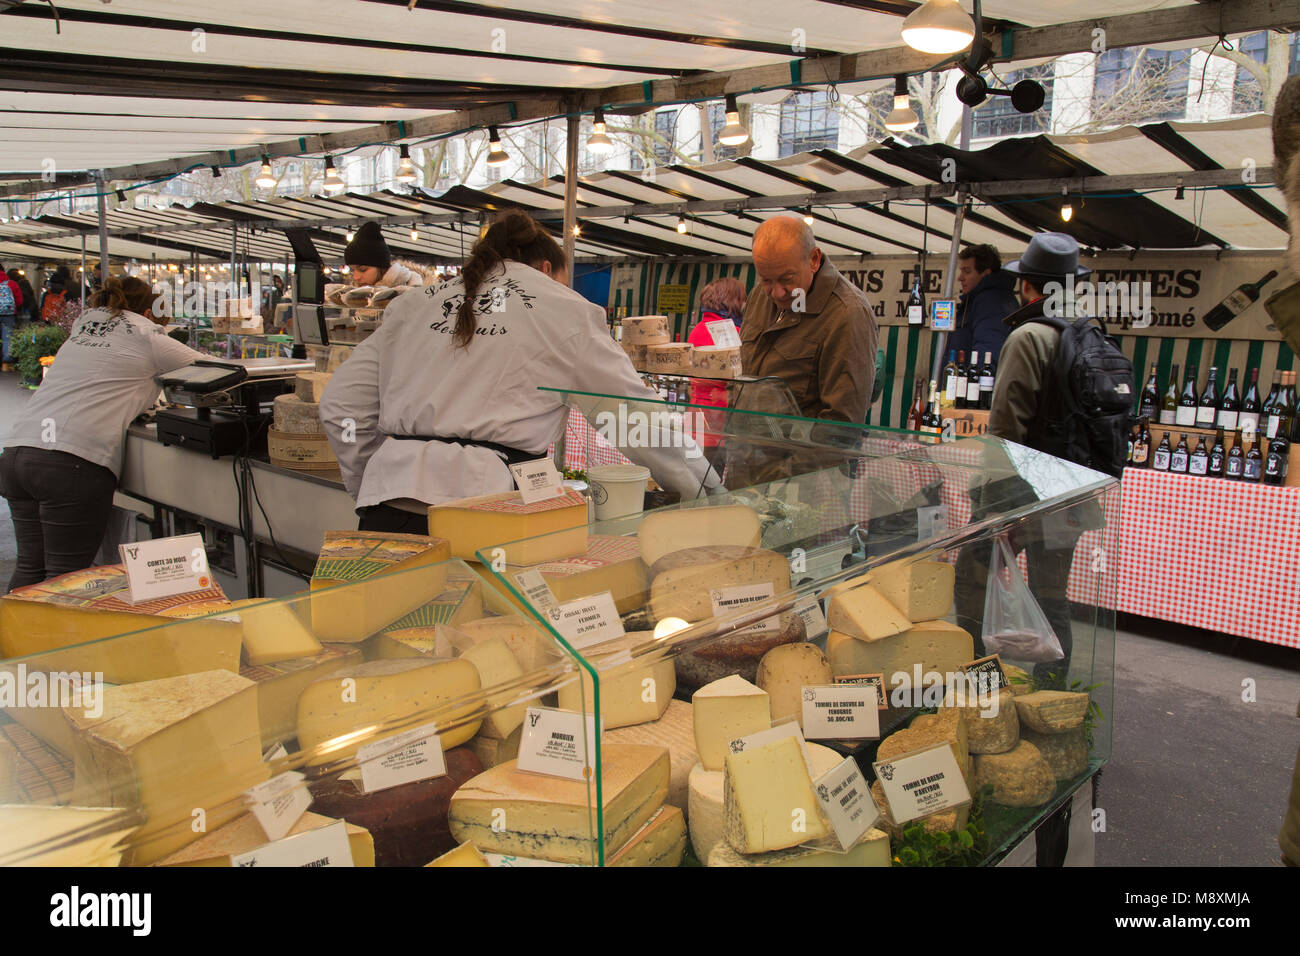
[{"xmin": 1112, "ymin": 468, "xmax": 1300, "ymax": 648}]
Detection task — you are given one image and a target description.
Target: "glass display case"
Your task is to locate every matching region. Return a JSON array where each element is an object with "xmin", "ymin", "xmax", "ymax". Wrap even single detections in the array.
[{"xmin": 478, "ymin": 389, "xmax": 1119, "ymax": 866}]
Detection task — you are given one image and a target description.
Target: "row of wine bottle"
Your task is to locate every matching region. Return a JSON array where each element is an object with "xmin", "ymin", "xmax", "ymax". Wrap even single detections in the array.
[
  {"xmin": 1138, "ymin": 363, "xmax": 1300, "ymax": 441},
  {"xmin": 1128, "ymin": 418, "xmax": 1290, "ymax": 484},
  {"xmin": 938, "ymin": 351, "xmax": 995, "ymax": 410}
]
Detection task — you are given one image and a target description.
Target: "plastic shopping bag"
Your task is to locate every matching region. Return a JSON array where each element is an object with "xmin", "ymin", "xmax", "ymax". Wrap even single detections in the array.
[{"xmin": 981, "ymin": 535, "xmax": 1065, "ymax": 664}]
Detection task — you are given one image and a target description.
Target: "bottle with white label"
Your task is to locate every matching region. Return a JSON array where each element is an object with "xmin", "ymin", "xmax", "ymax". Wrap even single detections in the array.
[
  {"xmin": 978, "ymin": 352, "xmax": 995, "ymax": 410},
  {"xmin": 954, "ymin": 351, "xmax": 969, "ymax": 410},
  {"xmin": 942, "ymin": 350, "xmax": 958, "ymax": 407},
  {"xmin": 965, "ymin": 356, "xmax": 981, "ymax": 407},
  {"xmin": 907, "ymin": 266, "xmax": 925, "ymax": 326},
  {"xmin": 1196, "ymin": 366, "xmax": 1219, "ymax": 428},
  {"xmin": 1188, "ymin": 435, "xmax": 1209, "ymax": 476},
  {"xmin": 1170, "ymin": 434, "xmax": 1190, "ymax": 473},
  {"xmin": 1176, "ymin": 366, "xmax": 1198, "ymax": 427},
  {"xmin": 1151, "ymin": 432, "xmax": 1172, "ymax": 471}
]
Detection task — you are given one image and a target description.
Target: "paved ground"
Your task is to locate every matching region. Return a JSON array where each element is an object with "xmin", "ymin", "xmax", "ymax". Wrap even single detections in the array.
[{"xmin": 0, "ymin": 365, "xmax": 1295, "ymax": 865}]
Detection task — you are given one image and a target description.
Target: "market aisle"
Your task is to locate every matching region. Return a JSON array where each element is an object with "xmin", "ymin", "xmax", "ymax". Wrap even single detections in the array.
[
  {"xmin": 0, "ymin": 368, "xmax": 32, "ymax": 587},
  {"xmin": 1097, "ymin": 617, "xmax": 1299, "ymax": 867}
]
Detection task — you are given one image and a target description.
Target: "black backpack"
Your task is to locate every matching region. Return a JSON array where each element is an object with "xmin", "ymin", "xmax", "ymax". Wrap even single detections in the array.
[{"xmin": 1024, "ymin": 314, "xmax": 1135, "ymax": 478}]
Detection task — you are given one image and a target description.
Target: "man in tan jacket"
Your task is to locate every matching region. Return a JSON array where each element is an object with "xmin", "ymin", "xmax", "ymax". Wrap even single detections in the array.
[{"xmin": 740, "ymin": 217, "xmax": 878, "ymax": 423}]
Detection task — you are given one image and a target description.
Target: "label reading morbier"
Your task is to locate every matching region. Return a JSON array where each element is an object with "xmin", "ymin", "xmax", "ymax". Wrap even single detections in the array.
[
  {"xmin": 547, "ymin": 591, "xmax": 625, "ymax": 649},
  {"xmin": 245, "ymin": 770, "xmax": 312, "ymax": 843},
  {"xmin": 230, "ymin": 820, "xmax": 355, "ymax": 868},
  {"xmin": 813, "ymin": 757, "xmax": 880, "ymax": 851},
  {"xmin": 800, "ymin": 684, "xmax": 880, "ymax": 740},
  {"xmin": 517, "ymin": 706, "xmax": 599, "ymax": 781},
  {"xmin": 118, "ymin": 533, "xmax": 211, "ymax": 604},
  {"xmin": 872, "ymin": 742, "xmax": 972, "ymax": 825},
  {"xmin": 357, "ymin": 722, "xmax": 447, "ymax": 794},
  {"xmin": 509, "ymin": 458, "xmax": 566, "ymax": 505},
  {"xmin": 709, "ymin": 582, "xmax": 776, "ymax": 635}
]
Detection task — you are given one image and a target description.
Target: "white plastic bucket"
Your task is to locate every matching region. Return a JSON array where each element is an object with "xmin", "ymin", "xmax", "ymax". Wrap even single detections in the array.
[{"xmin": 587, "ymin": 464, "xmax": 651, "ymax": 521}]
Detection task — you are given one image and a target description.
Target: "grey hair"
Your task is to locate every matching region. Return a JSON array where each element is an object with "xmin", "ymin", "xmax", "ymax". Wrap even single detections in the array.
[{"xmin": 752, "ymin": 216, "xmax": 815, "ymax": 259}]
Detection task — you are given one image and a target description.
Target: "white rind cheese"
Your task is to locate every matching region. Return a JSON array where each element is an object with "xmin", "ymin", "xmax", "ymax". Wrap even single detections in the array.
[{"xmin": 708, "ymin": 826, "xmax": 891, "ymax": 867}]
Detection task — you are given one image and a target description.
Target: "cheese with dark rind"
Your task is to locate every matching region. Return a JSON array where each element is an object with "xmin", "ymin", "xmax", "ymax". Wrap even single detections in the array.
[
  {"xmin": 973, "ymin": 740, "xmax": 1057, "ymax": 807},
  {"xmin": 608, "ymin": 805, "xmax": 687, "ymax": 867},
  {"xmin": 674, "ymin": 610, "xmax": 805, "ymax": 690},
  {"xmin": 447, "ymin": 744, "xmax": 669, "ymax": 864},
  {"xmin": 647, "ymin": 545, "xmax": 791, "ymax": 623}
]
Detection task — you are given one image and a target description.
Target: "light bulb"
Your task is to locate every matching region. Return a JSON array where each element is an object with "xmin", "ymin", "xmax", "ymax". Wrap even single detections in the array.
[
  {"xmin": 588, "ymin": 108, "xmax": 613, "ymax": 153},
  {"xmin": 884, "ymin": 76, "xmax": 919, "ymax": 132},
  {"xmin": 346, "ymin": 229, "xmax": 355, "ymax": 242},
  {"xmin": 486, "ymin": 126, "xmax": 510, "ymax": 167},
  {"xmin": 717, "ymin": 93, "xmax": 749, "ymax": 146},
  {"xmin": 676, "ymin": 215, "xmax": 688, "ymax": 234},
  {"xmin": 653, "ymin": 617, "xmax": 690, "ymax": 640},
  {"xmin": 1060, "ymin": 203, "xmax": 1074, "ymax": 222},
  {"xmin": 396, "ymin": 144, "xmax": 418, "ymax": 184},
  {"xmin": 802, "ymin": 207, "xmax": 814, "ymax": 226},
  {"xmin": 255, "ymin": 154, "xmax": 276, "ymax": 189},
  {"xmin": 410, "ymin": 227, "xmax": 420, "ymax": 241},
  {"xmin": 572, "ymin": 223, "xmax": 581, "ymax": 237},
  {"xmin": 901, "ymin": 0, "xmax": 975, "ymax": 55},
  {"xmin": 323, "ymin": 155, "xmax": 344, "ymax": 193}
]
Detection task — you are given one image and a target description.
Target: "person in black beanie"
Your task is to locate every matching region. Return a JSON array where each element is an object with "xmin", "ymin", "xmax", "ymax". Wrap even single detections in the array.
[{"xmin": 342, "ymin": 221, "xmax": 436, "ymax": 299}]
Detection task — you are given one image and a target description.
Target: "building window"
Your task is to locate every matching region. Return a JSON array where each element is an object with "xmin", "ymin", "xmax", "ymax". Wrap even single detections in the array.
[
  {"xmin": 778, "ymin": 91, "xmax": 839, "ymax": 156},
  {"xmin": 970, "ymin": 64, "xmax": 1055, "ymax": 139},
  {"xmin": 1233, "ymin": 32, "xmax": 1270, "ymax": 114},
  {"xmin": 1091, "ymin": 47, "xmax": 1190, "ymax": 126},
  {"xmin": 654, "ymin": 109, "xmax": 679, "ymax": 165}
]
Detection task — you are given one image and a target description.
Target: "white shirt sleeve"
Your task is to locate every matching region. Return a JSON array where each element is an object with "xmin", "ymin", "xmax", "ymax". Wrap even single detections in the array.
[
  {"xmin": 148, "ymin": 326, "xmax": 209, "ymax": 376},
  {"xmin": 319, "ymin": 331, "xmax": 386, "ymax": 500},
  {"xmin": 563, "ymin": 303, "xmax": 721, "ymax": 498}
]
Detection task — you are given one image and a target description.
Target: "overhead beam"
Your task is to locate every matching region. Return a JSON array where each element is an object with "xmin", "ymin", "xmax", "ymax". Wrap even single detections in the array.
[{"xmin": 1, "ymin": 0, "xmax": 1295, "ymax": 200}]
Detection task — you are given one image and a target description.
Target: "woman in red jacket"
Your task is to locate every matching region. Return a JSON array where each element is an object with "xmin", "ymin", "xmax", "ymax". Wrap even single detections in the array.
[{"xmin": 686, "ymin": 277, "xmax": 746, "ymax": 469}]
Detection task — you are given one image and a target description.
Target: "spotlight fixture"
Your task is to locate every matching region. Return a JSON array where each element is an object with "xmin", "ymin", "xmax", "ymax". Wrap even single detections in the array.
[
  {"xmin": 410, "ymin": 226, "xmax": 420, "ymax": 241},
  {"xmin": 255, "ymin": 154, "xmax": 276, "ymax": 189},
  {"xmin": 676, "ymin": 214, "xmax": 689, "ymax": 235},
  {"xmin": 901, "ymin": 0, "xmax": 975, "ymax": 55},
  {"xmin": 1175, "ymin": 180, "xmax": 1185, "ymax": 201},
  {"xmin": 718, "ymin": 94, "xmax": 750, "ymax": 147},
  {"xmin": 802, "ymin": 206, "xmax": 814, "ymax": 226},
  {"xmin": 486, "ymin": 126, "xmax": 510, "ymax": 167},
  {"xmin": 572, "ymin": 222, "xmax": 582, "ymax": 237},
  {"xmin": 346, "ymin": 228, "xmax": 355, "ymax": 242},
  {"xmin": 588, "ymin": 108, "xmax": 613, "ymax": 153},
  {"xmin": 323, "ymin": 155, "xmax": 344, "ymax": 193},
  {"xmin": 884, "ymin": 76, "xmax": 919, "ymax": 132},
  {"xmin": 396, "ymin": 144, "xmax": 418, "ymax": 184}
]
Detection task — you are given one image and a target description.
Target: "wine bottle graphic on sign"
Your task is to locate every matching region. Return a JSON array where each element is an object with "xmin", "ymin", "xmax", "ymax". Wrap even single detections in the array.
[{"xmin": 1203, "ymin": 270, "xmax": 1278, "ymax": 331}]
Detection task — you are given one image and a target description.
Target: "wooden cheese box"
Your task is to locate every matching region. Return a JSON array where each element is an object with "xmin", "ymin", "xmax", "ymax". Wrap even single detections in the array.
[
  {"xmin": 268, "ymin": 429, "xmax": 337, "ymax": 471},
  {"xmin": 944, "ymin": 407, "xmax": 990, "ymax": 437}
]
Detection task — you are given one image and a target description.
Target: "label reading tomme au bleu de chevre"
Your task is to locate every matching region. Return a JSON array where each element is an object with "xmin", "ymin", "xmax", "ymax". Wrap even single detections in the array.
[
  {"xmin": 517, "ymin": 706, "xmax": 599, "ymax": 780},
  {"xmin": 800, "ymin": 684, "xmax": 880, "ymax": 740},
  {"xmin": 710, "ymin": 583, "xmax": 776, "ymax": 634},
  {"xmin": 872, "ymin": 742, "xmax": 972, "ymax": 825},
  {"xmin": 357, "ymin": 722, "xmax": 448, "ymax": 794}
]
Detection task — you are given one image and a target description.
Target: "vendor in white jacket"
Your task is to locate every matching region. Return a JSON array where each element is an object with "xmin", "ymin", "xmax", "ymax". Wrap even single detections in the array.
[{"xmin": 321, "ymin": 210, "xmax": 719, "ymax": 532}]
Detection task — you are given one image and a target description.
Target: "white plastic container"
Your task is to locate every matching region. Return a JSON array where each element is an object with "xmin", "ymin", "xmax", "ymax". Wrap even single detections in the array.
[{"xmin": 587, "ymin": 464, "xmax": 650, "ymax": 521}]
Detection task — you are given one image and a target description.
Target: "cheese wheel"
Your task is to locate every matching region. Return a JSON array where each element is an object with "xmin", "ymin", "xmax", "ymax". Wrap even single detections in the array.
[
  {"xmin": 295, "ymin": 372, "xmax": 333, "ymax": 402},
  {"xmin": 272, "ymin": 393, "xmax": 324, "ymax": 435},
  {"xmin": 620, "ymin": 315, "xmax": 671, "ymax": 344},
  {"xmin": 646, "ymin": 343, "xmax": 693, "ymax": 374},
  {"xmin": 621, "ymin": 342, "xmax": 649, "ymax": 369},
  {"xmin": 692, "ymin": 346, "xmax": 741, "ymax": 379}
]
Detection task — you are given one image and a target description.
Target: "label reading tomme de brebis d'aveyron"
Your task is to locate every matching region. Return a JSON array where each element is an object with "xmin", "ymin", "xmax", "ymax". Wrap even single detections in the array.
[
  {"xmin": 516, "ymin": 706, "xmax": 599, "ymax": 781},
  {"xmin": 872, "ymin": 742, "xmax": 971, "ymax": 825}
]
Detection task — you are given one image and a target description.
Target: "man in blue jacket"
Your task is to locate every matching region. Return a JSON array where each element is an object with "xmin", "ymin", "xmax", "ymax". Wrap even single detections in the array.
[{"xmin": 948, "ymin": 243, "xmax": 1018, "ymax": 362}]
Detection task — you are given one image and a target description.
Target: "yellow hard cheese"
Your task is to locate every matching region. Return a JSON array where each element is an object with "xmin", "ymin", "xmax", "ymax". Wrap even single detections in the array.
[
  {"xmin": 722, "ymin": 734, "xmax": 829, "ymax": 853},
  {"xmin": 447, "ymin": 744, "xmax": 669, "ymax": 864},
  {"xmin": 826, "ymin": 582, "xmax": 911, "ymax": 642},
  {"xmin": 295, "ymin": 658, "xmax": 481, "ymax": 766},
  {"xmin": 157, "ymin": 810, "xmax": 375, "ymax": 866},
  {"xmin": 708, "ymin": 827, "xmax": 890, "ymax": 867},
  {"xmin": 0, "ymin": 805, "xmax": 139, "ymax": 867},
  {"xmin": 636, "ymin": 504, "xmax": 761, "ymax": 567},
  {"xmin": 755, "ymin": 642, "xmax": 833, "ymax": 729},
  {"xmin": 231, "ymin": 599, "xmax": 321, "ymax": 666},
  {"xmin": 426, "ymin": 841, "xmax": 490, "ymax": 867},
  {"xmin": 458, "ymin": 638, "xmax": 526, "ymax": 740},
  {"xmin": 309, "ymin": 532, "xmax": 451, "ymax": 643},
  {"xmin": 608, "ymin": 805, "xmax": 687, "ymax": 867},
  {"xmin": 868, "ymin": 558, "xmax": 955, "ymax": 621},
  {"xmin": 456, "ymin": 616, "xmax": 561, "ymax": 674},
  {"xmin": 538, "ymin": 535, "xmax": 647, "ymax": 615},
  {"xmin": 428, "ymin": 489, "xmax": 589, "ymax": 565},
  {"xmin": 691, "ymin": 674, "xmax": 770, "ymax": 772},
  {"xmin": 63, "ymin": 670, "xmax": 268, "ymax": 865},
  {"xmin": 648, "ymin": 545, "xmax": 790, "ymax": 623},
  {"xmin": 240, "ymin": 643, "xmax": 362, "ymax": 750},
  {"xmin": 826, "ymin": 620, "xmax": 974, "ymax": 686},
  {"xmin": 556, "ymin": 634, "xmax": 674, "ymax": 729}
]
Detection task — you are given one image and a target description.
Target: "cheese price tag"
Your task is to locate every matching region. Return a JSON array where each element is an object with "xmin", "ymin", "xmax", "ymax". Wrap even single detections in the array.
[
  {"xmin": 704, "ymin": 319, "xmax": 741, "ymax": 348},
  {"xmin": 546, "ymin": 590, "xmax": 625, "ymax": 649},
  {"xmin": 800, "ymin": 684, "xmax": 880, "ymax": 740},
  {"xmin": 709, "ymin": 582, "xmax": 776, "ymax": 634},
  {"xmin": 516, "ymin": 706, "xmax": 599, "ymax": 781},
  {"xmin": 117, "ymin": 533, "xmax": 211, "ymax": 604},
  {"xmin": 357, "ymin": 722, "xmax": 447, "ymax": 794},
  {"xmin": 728, "ymin": 722, "xmax": 816, "ymax": 778},
  {"xmin": 813, "ymin": 757, "xmax": 880, "ymax": 851},
  {"xmin": 872, "ymin": 742, "xmax": 971, "ymax": 825},
  {"xmin": 793, "ymin": 593, "xmax": 828, "ymax": 640},
  {"xmin": 230, "ymin": 820, "xmax": 355, "ymax": 868},
  {"xmin": 509, "ymin": 458, "xmax": 566, "ymax": 505},
  {"xmin": 963, "ymin": 655, "xmax": 1009, "ymax": 694},
  {"xmin": 513, "ymin": 569, "xmax": 558, "ymax": 610},
  {"xmin": 833, "ymin": 673, "xmax": 887, "ymax": 710},
  {"xmin": 244, "ymin": 770, "xmax": 312, "ymax": 842}
]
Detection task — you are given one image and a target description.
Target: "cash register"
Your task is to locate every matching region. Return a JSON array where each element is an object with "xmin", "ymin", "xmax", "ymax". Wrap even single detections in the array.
[{"xmin": 154, "ymin": 356, "xmax": 313, "ymax": 458}]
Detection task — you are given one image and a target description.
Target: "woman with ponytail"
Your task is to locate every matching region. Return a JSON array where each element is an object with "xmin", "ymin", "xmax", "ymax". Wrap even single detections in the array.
[
  {"xmin": 0, "ymin": 275, "xmax": 206, "ymax": 589},
  {"xmin": 321, "ymin": 209, "xmax": 720, "ymax": 532}
]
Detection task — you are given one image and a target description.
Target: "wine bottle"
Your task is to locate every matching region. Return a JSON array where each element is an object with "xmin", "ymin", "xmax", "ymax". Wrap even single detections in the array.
[
  {"xmin": 965, "ymin": 355, "xmax": 981, "ymax": 408},
  {"xmin": 1188, "ymin": 435, "xmax": 1209, "ymax": 476},
  {"xmin": 1208, "ymin": 428, "xmax": 1226, "ymax": 478},
  {"xmin": 1239, "ymin": 366, "xmax": 1262, "ymax": 438},
  {"xmin": 1170, "ymin": 434, "xmax": 1190, "ymax": 473},
  {"xmin": 1225, "ymin": 439, "xmax": 1245, "ymax": 480},
  {"xmin": 1197, "ymin": 365, "xmax": 1219, "ymax": 427},
  {"xmin": 942, "ymin": 350, "xmax": 958, "ymax": 408},
  {"xmin": 1176, "ymin": 365, "xmax": 1198, "ymax": 427},
  {"xmin": 1131, "ymin": 419, "xmax": 1151, "ymax": 467},
  {"xmin": 1216, "ymin": 367, "xmax": 1240, "ymax": 432},
  {"xmin": 1264, "ymin": 433, "xmax": 1290, "ymax": 485},
  {"xmin": 1202, "ymin": 269, "xmax": 1278, "ymax": 331},
  {"xmin": 1244, "ymin": 441, "xmax": 1263, "ymax": 481},
  {"xmin": 907, "ymin": 266, "xmax": 925, "ymax": 326},
  {"xmin": 1261, "ymin": 370, "xmax": 1281, "ymax": 438},
  {"xmin": 1159, "ymin": 363, "xmax": 1179, "ymax": 426},
  {"xmin": 919, "ymin": 379, "xmax": 942, "ymax": 439},
  {"xmin": 954, "ymin": 351, "xmax": 968, "ymax": 410},
  {"xmin": 1277, "ymin": 370, "xmax": 1297, "ymax": 440},
  {"xmin": 1152, "ymin": 432, "xmax": 1172, "ymax": 471},
  {"xmin": 1139, "ymin": 363, "xmax": 1159, "ymax": 420},
  {"xmin": 906, "ymin": 378, "xmax": 925, "ymax": 431},
  {"xmin": 978, "ymin": 351, "xmax": 995, "ymax": 411}
]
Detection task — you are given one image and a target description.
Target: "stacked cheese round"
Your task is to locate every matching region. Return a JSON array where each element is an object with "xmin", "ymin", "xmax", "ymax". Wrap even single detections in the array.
[
  {"xmin": 273, "ymin": 393, "xmax": 324, "ymax": 435},
  {"xmin": 269, "ymin": 393, "xmax": 337, "ymax": 469},
  {"xmin": 621, "ymin": 342, "xmax": 649, "ymax": 370},
  {"xmin": 620, "ymin": 315, "xmax": 671, "ymax": 346},
  {"xmin": 692, "ymin": 345, "xmax": 742, "ymax": 379},
  {"xmin": 646, "ymin": 342, "xmax": 693, "ymax": 375}
]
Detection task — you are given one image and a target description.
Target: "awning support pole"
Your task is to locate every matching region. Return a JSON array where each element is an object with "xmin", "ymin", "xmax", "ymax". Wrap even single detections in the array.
[{"xmin": 563, "ymin": 113, "xmax": 579, "ymax": 286}]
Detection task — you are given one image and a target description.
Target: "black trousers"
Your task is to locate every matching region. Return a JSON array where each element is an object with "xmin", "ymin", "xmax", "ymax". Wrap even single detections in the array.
[
  {"xmin": 357, "ymin": 502, "xmax": 429, "ymax": 535},
  {"xmin": 0, "ymin": 446, "xmax": 117, "ymax": 591}
]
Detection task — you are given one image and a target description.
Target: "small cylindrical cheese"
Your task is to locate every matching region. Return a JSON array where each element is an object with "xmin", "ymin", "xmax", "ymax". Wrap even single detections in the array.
[{"xmin": 620, "ymin": 315, "xmax": 671, "ymax": 344}]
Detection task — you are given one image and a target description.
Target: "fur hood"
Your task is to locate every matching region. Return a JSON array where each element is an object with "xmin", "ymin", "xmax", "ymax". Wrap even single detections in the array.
[{"xmin": 377, "ymin": 259, "xmax": 441, "ymax": 289}]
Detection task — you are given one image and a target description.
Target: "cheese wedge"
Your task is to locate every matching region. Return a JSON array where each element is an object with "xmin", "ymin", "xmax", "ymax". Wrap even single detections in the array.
[
  {"xmin": 157, "ymin": 810, "xmax": 375, "ymax": 866},
  {"xmin": 608, "ymin": 805, "xmax": 687, "ymax": 867},
  {"xmin": 867, "ymin": 558, "xmax": 955, "ymax": 621},
  {"xmin": 637, "ymin": 504, "xmax": 761, "ymax": 568},
  {"xmin": 456, "ymin": 615, "xmax": 561, "ymax": 674},
  {"xmin": 826, "ymin": 582, "xmax": 912, "ymax": 642},
  {"xmin": 469, "ymin": 724, "xmax": 523, "ymax": 770},
  {"xmin": 708, "ymin": 826, "xmax": 890, "ymax": 867},
  {"xmin": 604, "ymin": 699, "xmax": 695, "ymax": 814},
  {"xmin": 556, "ymin": 633, "xmax": 674, "ymax": 729},
  {"xmin": 648, "ymin": 545, "xmax": 791, "ymax": 623},
  {"xmin": 426, "ymin": 842, "xmax": 490, "ymax": 867},
  {"xmin": 428, "ymin": 490, "xmax": 589, "ymax": 565},
  {"xmin": 295, "ymin": 371, "xmax": 333, "ymax": 402},
  {"xmin": 296, "ymin": 658, "xmax": 481, "ymax": 766},
  {"xmin": 0, "ymin": 805, "xmax": 139, "ymax": 867},
  {"xmin": 755, "ymin": 642, "xmax": 833, "ymax": 729},
  {"xmin": 447, "ymin": 744, "xmax": 669, "ymax": 865},
  {"xmin": 232, "ymin": 599, "xmax": 322, "ymax": 666},
  {"xmin": 538, "ymin": 535, "xmax": 647, "ymax": 615},
  {"xmin": 240, "ymin": 643, "xmax": 362, "ymax": 750},
  {"xmin": 0, "ymin": 723, "xmax": 74, "ymax": 804},
  {"xmin": 826, "ymin": 620, "xmax": 974, "ymax": 687},
  {"xmin": 691, "ymin": 675, "xmax": 771, "ymax": 772},
  {"xmin": 309, "ymin": 532, "xmax": 451, "ymax": 642},
  {"xmin": 723, "ymin": 734, "xmax": 830, "ymax": 853},
  {"xmin": 458, "ymin": 638, "xmax": 527, "ymax": 740},
  {"xmin": 64, "ymin": 670, "xmax": 268, "ymax": 865}
]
